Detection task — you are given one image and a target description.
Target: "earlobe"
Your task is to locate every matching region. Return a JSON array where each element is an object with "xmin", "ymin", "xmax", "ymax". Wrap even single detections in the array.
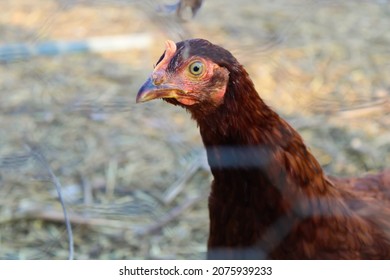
[
  {"xmin": 209, "ymin": 67, "xmax": 229, "ymax": 105},
  {"xmin": 210, "ymin": 85, "xmax": 227, "ymax": 105}
]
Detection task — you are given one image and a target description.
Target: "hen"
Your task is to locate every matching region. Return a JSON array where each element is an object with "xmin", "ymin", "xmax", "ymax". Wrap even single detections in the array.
[{"xmin": 136, "ymin": 39, "xmax": 390, "ymax": 259}]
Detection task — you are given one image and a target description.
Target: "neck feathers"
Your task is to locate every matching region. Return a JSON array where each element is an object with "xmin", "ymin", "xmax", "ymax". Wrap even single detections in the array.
[{"xmin": 194, "ymin": 64, "xmax": 331, "ymax": 198}]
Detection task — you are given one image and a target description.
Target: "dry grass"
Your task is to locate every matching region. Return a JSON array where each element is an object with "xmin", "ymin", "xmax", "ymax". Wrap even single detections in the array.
[{"xmin": 0, "ymin": 0, "xmax": 389, "ymax": 259}]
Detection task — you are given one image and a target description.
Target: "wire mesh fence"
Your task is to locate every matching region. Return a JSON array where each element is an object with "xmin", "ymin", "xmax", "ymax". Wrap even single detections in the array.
[{"xmin": 0, "ymin": 0, "xmax": 389, "ymax": 259}]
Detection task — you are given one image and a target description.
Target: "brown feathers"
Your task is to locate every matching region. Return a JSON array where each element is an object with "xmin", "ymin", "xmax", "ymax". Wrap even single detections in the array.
[{"xmin": 137, "ymin": 38, "xmax": 390, "ymax": 259}]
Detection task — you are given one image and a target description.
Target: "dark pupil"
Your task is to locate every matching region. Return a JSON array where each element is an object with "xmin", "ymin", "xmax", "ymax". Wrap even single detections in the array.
[{"xmin": 192, "ymin": 64, "xmax": 200, "ymax": 73}]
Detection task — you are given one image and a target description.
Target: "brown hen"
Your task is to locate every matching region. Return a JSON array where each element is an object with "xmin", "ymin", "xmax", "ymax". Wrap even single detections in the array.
[{"xmin": 136, "ymin": 38, "xmax": 390, "ymax": 259}]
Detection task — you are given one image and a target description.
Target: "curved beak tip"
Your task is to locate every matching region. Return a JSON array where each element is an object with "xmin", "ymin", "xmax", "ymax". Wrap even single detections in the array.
[
  {"xmin": 136, "ymin": 78, "xmax": 156, "ymax": 103},
  {"xmin": 135, "ymin": 92, "xmax": 147, "ymax": 103}
]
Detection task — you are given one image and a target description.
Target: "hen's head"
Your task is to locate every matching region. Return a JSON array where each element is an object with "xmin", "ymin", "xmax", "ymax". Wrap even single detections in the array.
[{"xmin": 137, "ymin": 39, "xmax": 242, "ymax": 112}]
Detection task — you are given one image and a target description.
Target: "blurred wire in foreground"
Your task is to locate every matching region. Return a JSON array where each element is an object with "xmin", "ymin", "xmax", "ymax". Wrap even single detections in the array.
[{"xmin": 27, "ymin": 144, "xmax": 74, "ymax": 260}]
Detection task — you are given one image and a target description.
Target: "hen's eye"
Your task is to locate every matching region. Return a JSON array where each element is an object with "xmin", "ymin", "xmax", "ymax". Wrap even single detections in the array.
[{"xmin": 189, "ymin": 61, "xmax": 204, "ymax": 76}]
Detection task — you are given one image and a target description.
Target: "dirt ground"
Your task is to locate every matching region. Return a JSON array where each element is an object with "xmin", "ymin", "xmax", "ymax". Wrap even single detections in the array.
[{"xmin": 0, "ymin": 0, "xmax": 389, "ymax": 259}]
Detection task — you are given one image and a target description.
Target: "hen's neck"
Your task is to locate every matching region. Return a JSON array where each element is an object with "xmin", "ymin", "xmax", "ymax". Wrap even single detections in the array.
[{"xmin": 192, "ymin": 69, "xmax": 332, "ymax": 202}]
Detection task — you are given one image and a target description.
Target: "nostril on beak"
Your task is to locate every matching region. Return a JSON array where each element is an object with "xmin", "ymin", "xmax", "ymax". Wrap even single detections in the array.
[{"xmin": 152, "ymin": 71, "xmax": 165, "ymax": 86}]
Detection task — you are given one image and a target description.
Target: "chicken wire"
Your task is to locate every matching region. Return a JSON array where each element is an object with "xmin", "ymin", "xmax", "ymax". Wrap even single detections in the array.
[{"xmin": 0, "ymin": 0, "xmax": 389, "ymax": 259}]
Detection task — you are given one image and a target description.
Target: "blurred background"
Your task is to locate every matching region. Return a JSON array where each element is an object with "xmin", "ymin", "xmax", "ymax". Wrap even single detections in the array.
[{"xmin": 0, "ymin": 0, "xmax": 389, "ymax": 259}]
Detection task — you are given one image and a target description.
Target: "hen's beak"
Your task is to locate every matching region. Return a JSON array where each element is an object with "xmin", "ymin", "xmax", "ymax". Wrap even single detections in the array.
[{"xmin": 136, "ymin": 77, "xmax": 184, "ymax": 103}]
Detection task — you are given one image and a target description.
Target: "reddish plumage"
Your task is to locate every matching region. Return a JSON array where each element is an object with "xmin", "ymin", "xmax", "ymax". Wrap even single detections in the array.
[{"xmin": 137, "ymin": 38, "xmax": 390, "ymax": 259}]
